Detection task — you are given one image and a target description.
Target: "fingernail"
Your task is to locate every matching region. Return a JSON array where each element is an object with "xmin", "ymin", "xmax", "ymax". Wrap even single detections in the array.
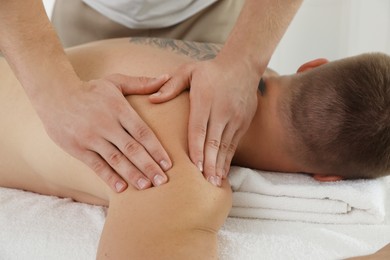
[
  {"xmin": 137, "ymin": 178, "xmax": 149, "ymax": 190},
  {"xmin": 160, "ymin": 159, "xmax": 171, "ymax": 171},
  {"xmin": 151, "ymin": 74, "xmax": 168, "ymax": 83},
  {"xmin": 208, "ymin": 176, "xmax": 221, "ymax": 187},
  {"xmin": 154, "ymin": 174, "xmax": 166, "ymax": 186},
  {"xmin": 151, "ymin": 91, "xmax": 161, "ymax": 97},
  {"xmin": 217, "ymin": 176, "xmax": 221, "ymax": 186},
  {"xmin": 115, "ymin": 181, "xmax": 125, "ymax": 192},
  {"xmin": 217, "ymin": 169, "xmax": 224, "ymax": 178},
  {"xmin": 197, "ymin": 161, "xmax": 203, "ymax": 172}
]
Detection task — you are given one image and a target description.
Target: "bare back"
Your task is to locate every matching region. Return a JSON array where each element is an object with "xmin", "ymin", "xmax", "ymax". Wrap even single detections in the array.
[{"xmin": 0, "ymin": 38, "xmax": 224, "ymax": 205}]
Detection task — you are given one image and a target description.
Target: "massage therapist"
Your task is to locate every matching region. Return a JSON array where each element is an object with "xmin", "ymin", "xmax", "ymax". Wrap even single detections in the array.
[{"xmin": 0, "ymin": 0, "xmax": 302, "ymax": 193}]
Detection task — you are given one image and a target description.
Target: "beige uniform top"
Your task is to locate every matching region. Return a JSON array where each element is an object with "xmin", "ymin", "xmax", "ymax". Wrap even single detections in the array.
[{"xmin": 82, "ymin": 0, "xmax": 218, "ymax": 29}]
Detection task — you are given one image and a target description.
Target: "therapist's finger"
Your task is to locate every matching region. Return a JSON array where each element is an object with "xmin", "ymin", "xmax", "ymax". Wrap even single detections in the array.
[
  {"xmin": 91, "ymin": 138, "xmax": 153, "ymax": 190},
  {"xmin": 119, "ymin": 107, "xmax": 171, "ymax": 182},
  {"xmin": 188, "ymin": 96, "xmax": 211, "ymax": 174},
  {"xmin": 149, "ymin": 66, "xmax": 192, "ymax": 103},
  {"xmin": 80, "ymin": 150, "xmax": 128, "ymax": 192},
  {"xmin": 215, "ymin": 122, "xmax": 236, "ymax": 179},
  {"xmin": 203, "ymin": 120, "xmax": 226, "ymax": 187},
  {"xmin": 223, "ymin": 131, "xmax": 242, "ymax": 179},
  {"xmin": 106, "ymin": 73, "xmax": 171, "ymax": 95},
  {"xmin": 107, "ymin": 129, "xmax": 167, "ymax": 188}
]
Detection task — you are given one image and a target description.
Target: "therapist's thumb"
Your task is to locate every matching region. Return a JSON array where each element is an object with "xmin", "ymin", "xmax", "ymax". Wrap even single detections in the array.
[
  {"xmin": 149, "ymin": 74, "xmax": 190, "ymax": 103},
  {"xmin": 106, "ymin": 73, "xmax": 171, "ymax": 95}
]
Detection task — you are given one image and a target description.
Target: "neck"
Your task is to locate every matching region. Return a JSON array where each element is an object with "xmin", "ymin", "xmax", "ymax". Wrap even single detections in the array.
[{"xmin": 233, "ymin": 76, "xmax": 301, "ymax": 173}]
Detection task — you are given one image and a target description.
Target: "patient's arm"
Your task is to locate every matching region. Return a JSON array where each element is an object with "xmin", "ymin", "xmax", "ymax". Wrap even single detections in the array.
[{"xmin": 99, "ymin": 161, "xmax": 231, "ymax": 259}]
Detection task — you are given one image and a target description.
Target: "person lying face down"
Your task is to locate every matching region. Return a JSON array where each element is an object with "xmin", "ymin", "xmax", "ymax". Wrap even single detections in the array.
[
  {"xmin": 241, "ymin": 52, "xmax": 390, "ymax": 182},
  {"xmin": 0, "ymin": 38, "xmax": 389, "ymax": 259}
]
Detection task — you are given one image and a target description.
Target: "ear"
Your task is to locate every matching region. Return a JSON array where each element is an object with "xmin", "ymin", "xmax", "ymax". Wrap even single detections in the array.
[
  {"xmin": 313, "ymin": 174, "xmax": 344, "ymax": 182},
  {"xmin": 297, "ymin": 58, "xmax": 329, "ymax": 73}
]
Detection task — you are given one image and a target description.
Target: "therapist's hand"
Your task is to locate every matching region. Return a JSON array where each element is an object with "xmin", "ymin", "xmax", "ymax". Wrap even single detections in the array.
[
  {"xmin": 38, "ymin": 73, "xmax": 172, "ymax": 192},
  {"xmin": 149, "ymin": 58, "xmax": 259, "ymax": 185}
]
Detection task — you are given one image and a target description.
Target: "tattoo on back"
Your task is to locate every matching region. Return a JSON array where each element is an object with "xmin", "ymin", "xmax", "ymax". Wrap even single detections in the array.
[{"xmin": 129, "ymin": 37, "xmax": 221, "ymax": 61}]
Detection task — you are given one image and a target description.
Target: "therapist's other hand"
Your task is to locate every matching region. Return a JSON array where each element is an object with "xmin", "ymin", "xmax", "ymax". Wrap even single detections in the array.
[
  {"xmin": 149, "ymin": 58, "xmax": 259, "ymax": 185},
  {"xmin": 38, "ymin": 73, "xmax": 172, "ymax": 192}
]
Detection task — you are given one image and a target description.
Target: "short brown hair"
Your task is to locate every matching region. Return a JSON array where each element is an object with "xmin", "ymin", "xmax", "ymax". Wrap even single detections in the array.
[{"xmin": 283, "ymin": 53, "xmax": 390, "ymax": 179}]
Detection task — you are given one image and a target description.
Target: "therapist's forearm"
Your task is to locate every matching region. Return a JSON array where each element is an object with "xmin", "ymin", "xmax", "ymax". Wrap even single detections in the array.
[
  {"xmin": 219, "ymin": 0, "xmax": 303, "ymax": 76},
  {"xmin": 0, "ymin": 0, "xmax": 80, "ymax": 101}
]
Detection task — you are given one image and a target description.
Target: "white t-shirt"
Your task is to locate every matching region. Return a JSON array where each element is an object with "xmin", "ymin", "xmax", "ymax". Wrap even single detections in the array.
[{"xmin": 82, "ymin": 0, "xmax": 218, "ymax": 29}]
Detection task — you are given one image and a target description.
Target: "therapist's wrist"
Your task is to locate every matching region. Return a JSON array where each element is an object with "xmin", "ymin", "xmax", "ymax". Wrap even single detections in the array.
[{"xmin": 215, "ymin": 51, "xmax": 264, "ymax": 89}]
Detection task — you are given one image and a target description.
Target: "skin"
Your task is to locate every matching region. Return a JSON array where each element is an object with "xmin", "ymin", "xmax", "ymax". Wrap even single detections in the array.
[
  {"xmin": 0, "ymin": 38, "xmax": 346, "ymax": 258},
  {"xmin": 152, "ymin": 0, "xmax": 304, "ymax": 185},
  {"xmin": 0, "ymin": 0, "xmax": 172, "ymax": 193},
  {"xmin": 0, "ymin": 0, "xmax": 303, "ymax": 193}
]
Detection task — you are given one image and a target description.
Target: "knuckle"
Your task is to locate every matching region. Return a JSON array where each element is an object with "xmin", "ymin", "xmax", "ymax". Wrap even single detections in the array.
[
  {"xmin": 129, "ymin": 172, "xmax": 144, "ymax": 184},
  {"xmin": 163, "ymin": 79, "xmax": 175, "ymax": 91},
  {"xmin": 90, "ymin": 159, "xmax": 108, "ymax": 178},
  {"xmin": 206, "ymin": 138, "xmax": 220, "ymax": 150},
  {"xmin": 190, "ymin": 148, "xmax": 204, "ymax": 163},
  {"xmin": 137, "ymin": 76, "xmax": 150, "ymax": 85},
  {"xmin": 228, "ymin": 142, "xmax": 237, "ymax": 154},
  {"xmin": 133, "ymin": 125, "xmax": 151, "ymax": 140},
  {"xmin": 127, "ymin": 170, "xmax": 151, "ymax": 189},
  {"xmin": 164, "ymin": 81, "xmax": 175, "ymax": 91},
  {"xmin": 195, "ymin": 150, "xmax": 204, "ymax": 159},
  {"xmin": 143, "ymin": 162, "xmax": 158, "ymax": 175},
  {"xmin": 107, "ymin": 151, "xmax": 123, "ymax": 167},
  {"xmin": 87, "ymin": 80, "xmax": 99, "ymax": 89},
  {"xmin": 204, "ymin": 164, "xmax": 216, "ymax": 175},
  {"xmin": 126, "ymin": 168, "xmax": 141, "ymax": 183},
  {"xmin": 124, "ymin": 140, "xmax": 142, "ymax": 156},
  {"xmin": 91, "ymin": 160, "xmax": 105, "ymax": 173},
  {"xmin": 219, "ymin": 141, "xmax": 230, "ymax": 152},
  {"xmin": 192, "ymin": 124, "xmax": 207, "ymax": 138},
  {"xmin": 106, "ymin": 172, "xmax": 119, "ymax": 187},
  {"xmin": 79, "ymin": 130, "xmax": 95, "ymax": 144}
]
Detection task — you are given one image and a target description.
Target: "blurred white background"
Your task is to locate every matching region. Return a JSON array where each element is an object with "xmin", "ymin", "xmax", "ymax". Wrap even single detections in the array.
[
  {"xmin": 268, "ymin": 0, "xmax": 390, "ymax": 74},
  {"xmin": 43, "ymin": 0, "xmax": 390, "ymax": 74}
]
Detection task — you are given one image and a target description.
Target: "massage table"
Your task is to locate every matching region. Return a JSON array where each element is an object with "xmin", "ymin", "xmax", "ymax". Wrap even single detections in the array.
[{"xmin": 1, "ymin": 167, "xmax": 389, "ymax": 259}]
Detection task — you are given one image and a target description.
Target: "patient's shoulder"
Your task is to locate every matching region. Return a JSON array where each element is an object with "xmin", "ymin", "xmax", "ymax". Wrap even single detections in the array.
[{"xmin": 164, "ymin": 162, "xmax": 232, "ymax": 233}]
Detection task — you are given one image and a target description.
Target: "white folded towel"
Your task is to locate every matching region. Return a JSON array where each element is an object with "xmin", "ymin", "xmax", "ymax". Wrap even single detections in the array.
[
  {"xmin": 1, "ymin": 170, "xmax": 389, "ymax": 259},
  {"xmin": 228, "ymin": 166, "xmax": 387, "ymax": 224}
]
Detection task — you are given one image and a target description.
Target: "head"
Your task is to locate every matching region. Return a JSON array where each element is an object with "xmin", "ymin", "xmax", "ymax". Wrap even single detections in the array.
[{"xmin": 278, "ymin": 53, "xmax": 390, "ymax": 180}]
